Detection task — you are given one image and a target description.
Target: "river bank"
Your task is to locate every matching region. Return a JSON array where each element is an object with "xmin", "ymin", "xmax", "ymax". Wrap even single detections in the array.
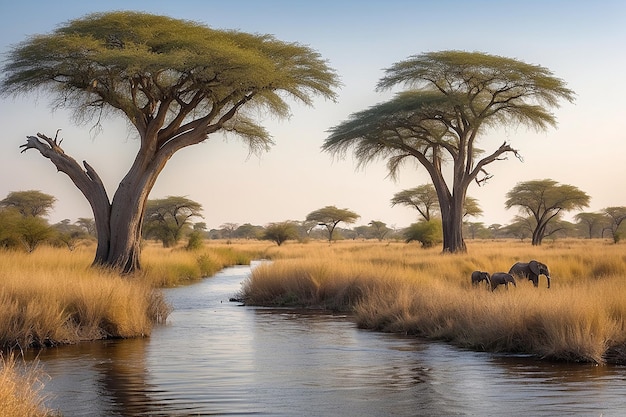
[{"xmin": 240, "ymin": 238, "xmax": 626, "ymax": 365}]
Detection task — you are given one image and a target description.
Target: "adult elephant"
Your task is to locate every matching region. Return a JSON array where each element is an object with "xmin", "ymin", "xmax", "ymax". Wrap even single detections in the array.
[{"xmin": 509, "ymin": 260, "xmax": 551, "ymax": 288}]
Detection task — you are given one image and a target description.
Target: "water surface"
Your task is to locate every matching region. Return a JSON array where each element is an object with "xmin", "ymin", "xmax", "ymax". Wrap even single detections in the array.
[{"xmin": 33, "ymin": 263, "xmax": 626, "ymax": 416}]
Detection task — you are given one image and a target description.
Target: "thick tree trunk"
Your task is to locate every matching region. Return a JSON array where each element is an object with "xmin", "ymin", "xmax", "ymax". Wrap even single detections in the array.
[
  {"xmin": 441, "ymin": 199, "xmax": 467, "ymax": 253},
  {"xmin": 21, "ymin": 132, "xmax": 166, "ymax": 274}
]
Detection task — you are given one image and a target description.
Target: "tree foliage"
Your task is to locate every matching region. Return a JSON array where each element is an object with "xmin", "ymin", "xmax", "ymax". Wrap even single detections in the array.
[
  {"xmin": 324, "ymin": 50, "xmax": 574, "ymax": 254},
  {"xmin": 0, "ymin": 190, "xmax": 55, "ymax": 218},
  {"xmin": 391, "ymin": 184, "xmax": 439, "ymax": 221},
  {"xmin": 602, "ymin": 206, "xmax": 626, "ymax": 243},
  {"xmin": 575, "ymin": 212, "xmax": 607, "ymax": 239},
  {"xmin": 2, "ymin": 11, "xmax": 339, "ymax": 272},
  {"xmin": 505, "ymin": 179, "xmax": 590, "ymax": 245},
  {"xmin": 404, "ymin": 219, "xmax": 443, "ymax": 248},
  {"xmin": 262, "ymin": 222, "xmax": 299, "ymax": 246},
  {"xmin": 305, "ymin": 206, "xmax": 359, "ymax": 242},
  {"xmin": 143, "ymin": 196, "xmax": 203, "ymax": 247}
]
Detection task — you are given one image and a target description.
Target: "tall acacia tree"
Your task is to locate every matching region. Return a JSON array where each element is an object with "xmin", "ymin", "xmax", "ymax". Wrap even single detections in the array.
[
  {"xmin": 323, "ymin": 51, "xmax": 574, "ymax": 253},
  {"xmin": 1, "ymin": 11, "xmax": 339, "ymax": 272}
]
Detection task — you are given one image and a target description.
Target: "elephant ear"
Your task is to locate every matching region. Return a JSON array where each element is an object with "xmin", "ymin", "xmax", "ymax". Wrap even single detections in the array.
[{"xmin": 529, "ymin": 261, "xmax": 540, "ymax": 275}]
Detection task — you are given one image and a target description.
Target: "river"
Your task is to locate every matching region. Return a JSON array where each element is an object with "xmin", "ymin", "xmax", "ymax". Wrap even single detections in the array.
[{"xmin": 31, "ymin": 262, "xmax": 626, "ymax": 416}]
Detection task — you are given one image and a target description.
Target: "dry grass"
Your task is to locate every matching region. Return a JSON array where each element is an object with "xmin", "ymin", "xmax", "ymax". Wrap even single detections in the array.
[
  {"xmin": 0, "ymin": 240, "xmax": 269, "ymax": 349},
  {"xmin": 241, "ymin": 238, "xmax": 626, "ymax": 364},
  {"xmin": 0, "ymin": 246, "xmax": 170, "ymax": 349},
  {"xmin": 0, "ymin": 353, "xmax": 56, "ymax": 417}
]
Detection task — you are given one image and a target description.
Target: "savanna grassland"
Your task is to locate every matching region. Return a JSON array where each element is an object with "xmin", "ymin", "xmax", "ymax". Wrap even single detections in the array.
[
  {"xmin": 240, "ymin": 238, "xmax": 626, "ymax": 365},
  {"xmin": 2, "ymin": 238, "xmax": 625, "ymax": 415}
]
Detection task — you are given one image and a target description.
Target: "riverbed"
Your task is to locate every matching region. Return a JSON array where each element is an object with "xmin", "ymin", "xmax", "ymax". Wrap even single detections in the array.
[{"xmin": 32, "ymin": 262, "xmax": 626, "ymax": 416}]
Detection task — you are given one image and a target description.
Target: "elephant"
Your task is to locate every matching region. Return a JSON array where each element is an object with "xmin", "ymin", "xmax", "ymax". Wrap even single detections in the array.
[
  {"xmin": 471, "ymin": 271, "xmax": 491, "ymax": 288},
  {"xmin": 490, "ymin": 272, "xmax": 516, "ymax": 291},
  {"xmin": 509, "ymin": 260, "xmax": 551, "ymax": 288}
]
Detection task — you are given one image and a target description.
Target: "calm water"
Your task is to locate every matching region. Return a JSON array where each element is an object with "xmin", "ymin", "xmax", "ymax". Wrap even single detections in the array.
[{"xmin": 31, "ymin": 262, "xmax": 626, "ymax": 416}]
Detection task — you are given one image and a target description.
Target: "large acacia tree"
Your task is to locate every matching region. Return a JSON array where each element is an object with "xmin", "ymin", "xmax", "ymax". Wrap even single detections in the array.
[
  {"xmin": 323, "ymin": 51, "xmax": 574, "ymax": 253},
  {"xmin": 1, "ymin": 11, "xmax": 339, "ymax": 272}
]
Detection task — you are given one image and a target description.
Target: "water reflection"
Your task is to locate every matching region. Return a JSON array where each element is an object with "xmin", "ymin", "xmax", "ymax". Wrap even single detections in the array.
[{"xmin": 27, "ymin": 265, "xmax": 626, "ymax": 416}]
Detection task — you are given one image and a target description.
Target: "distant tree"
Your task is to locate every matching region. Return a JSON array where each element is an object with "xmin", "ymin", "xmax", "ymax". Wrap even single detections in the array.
[
  {"xmin": 369, "ymin": 220, "xmax": 391, "ymax": 241},
  {"xmin": 76, "ymin": 217, "xmax": 96, "ymax": 237},
  {"xmin": 404, "ymin": 220, "xmax": 443, "ymax": 248},
  {"xmin": 0, "ymin": 190, "xmax": 55, "ymax": 218},
  {"xmin": 505, "ymin": 179, "xmax": 590, "ymax": 245},
  {"xmin": 464, "ymin": 222, "xmax": 490, "ymax": 239},
  {"xmin": 262, "ymin": 222, "xmax": 299, "ymax": 246},
  {"xmin": 305, "ymin": 206, "xmax": 360, "ymax": 242},
  {"xmin": 488, "ymin": 224, "xmax": 503, "ymax": 239},
  {"xmin": 602, "ymin": 206, "xmax": 626, "ymax": 243},
  {"xmin": 235, "ymin": 223, "xmax": 264, "ymax": 240},
  {"xmin": 143, "ymin": 196, "xmax": 203, "ymax": 247},
  {"xmin": 220, "ymin": 223, "xmax": 239, "ymax": 240},
  {"xmin": 52, "ymin": 218, "xmax": 89, "ymax": 250},
  {"xmin": 575, "ymin": 212, "xmax": 607, "ymax": 239},
  {"xmin": 502, "ymin": 217, "xmax": 533, "ymax": 241},
  {"xmin": 3, "ymin": 11, "xmax": 339, "ymax": 272},
  {"xmin": 324, "ymin": 50, "xmax": 574, "ymax": 254},
  {"xmin": 391, "ymin": 184, "xmax": 439, "ymax": 221}
]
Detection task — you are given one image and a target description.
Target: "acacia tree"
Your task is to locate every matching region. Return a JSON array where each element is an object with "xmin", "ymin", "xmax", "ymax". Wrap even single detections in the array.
[
  {"xmin": 391, "ymin": 184, "xmax": 439, "ymax": 221},
  {"xmin": 1, "ymin": 12, "xmax": 339, "ymax": 272},
  {"xmin": 143, "ymin": 196, "xmax": 203, "ymax": 247},
  {"xmin": 262, "ymin": 222, "xmax": 299, "ymax": 246},
  {"xmin": 602, "ymin": 206, "xmax": 626, "ymax": 243},
  {"xmin": 324, "ymin": 50, "xmax": 574, "ymax": 253},
  {"xmin": 0, "ymin": 190, "xmax": 56, "ymax": 217},
  {"xmin": 305, "ymin": 205, "xmax": 359, "ymax": 242},
  {"xmin": 575, "ymin": 212, "xmax": 607, "ymax": 239},
  {"xmin": 505, "ymin": 179, "xmax": 590, "ymax": 245}
]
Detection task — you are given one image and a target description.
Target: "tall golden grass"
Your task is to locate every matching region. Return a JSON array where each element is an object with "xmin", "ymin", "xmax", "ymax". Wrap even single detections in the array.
[
  {"xmin": 241, "ymin": 239, "xmax": 626, "ymax": 364},
  {"xmin": 0, "ymin": 353, "xmax": 55, "ymax": 417},
  {"xmin": 0, "ymin": 240, "xmax": 269, "ymax": 349}
]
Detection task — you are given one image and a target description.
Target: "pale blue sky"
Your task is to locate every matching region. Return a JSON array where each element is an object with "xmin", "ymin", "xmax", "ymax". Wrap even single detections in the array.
[{"xmin": 1, "ymin": 1, "xmax": 624, "ymax": 229}]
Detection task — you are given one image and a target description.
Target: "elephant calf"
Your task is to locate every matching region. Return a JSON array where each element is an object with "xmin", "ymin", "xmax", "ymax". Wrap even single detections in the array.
[
  {"xmin": 471, "ymin": 271, "xmax": 491, "ymax": 288},
  {"xmin": 490, "ymin": 272, "xmax": 516, "ymax": 291}
]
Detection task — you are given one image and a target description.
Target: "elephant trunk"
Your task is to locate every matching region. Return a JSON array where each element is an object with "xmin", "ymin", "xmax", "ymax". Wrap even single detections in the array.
[{"xmin": 546, "ymin": 276, "xmax": 551, "ymax": 289}]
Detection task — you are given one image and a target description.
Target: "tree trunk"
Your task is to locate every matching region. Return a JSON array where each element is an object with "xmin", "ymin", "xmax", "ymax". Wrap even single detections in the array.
[
  {"xmin": 437, "ymin": 182, "xmax": 467, "ymax": 254},
  {"xmin": 441, "ymin": 201, "xmax": 467, "ymax": 253},
  {"xmin": 21, "ymin": 132, "xmax": 167, "ymax": 274}
]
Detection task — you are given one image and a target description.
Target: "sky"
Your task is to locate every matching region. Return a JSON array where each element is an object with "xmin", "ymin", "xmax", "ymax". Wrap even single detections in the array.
[{"xmin": 1, "ymin": 1, "xmax": 625, "ymax": 230}]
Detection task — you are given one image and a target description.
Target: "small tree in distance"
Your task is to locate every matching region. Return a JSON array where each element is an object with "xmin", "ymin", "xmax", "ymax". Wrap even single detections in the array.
[
  {"xmin": 262, "ymin": 222, "xmax": 299, "ymax": 246},
  {"xmin": 602, "ymin": 207, "xmax": 626, "ymax": 243},
  {"xmin": 505, "ymin": 179, "xmax": 590, "ymax": 245},
  {"xmin": 306, "ymin": 206, "xmax": 360, "ymax": 243}
]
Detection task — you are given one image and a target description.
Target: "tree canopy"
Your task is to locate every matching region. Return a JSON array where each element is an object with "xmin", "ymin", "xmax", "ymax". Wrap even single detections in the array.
[
  {"xmin": 0, "ymin": 190, "xmax": 56, "ymax": 218},
  {"xmin": 505, "ymin": 179, "xmax": 590, "ymax": 245},
  {"xmin": 305, "ymin": 205, "xmax": 359, "ymax": 242},
  {"xmin": 143, "ymin": 196, "xmax": 203, "ymax": 247},
  {"xmin": 1, "ymin": 11, "xmax": 340, "ymax": 272},
  {"xmin": 324, "ymin": 50, "xmax": 574, "ymax": 253}
]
